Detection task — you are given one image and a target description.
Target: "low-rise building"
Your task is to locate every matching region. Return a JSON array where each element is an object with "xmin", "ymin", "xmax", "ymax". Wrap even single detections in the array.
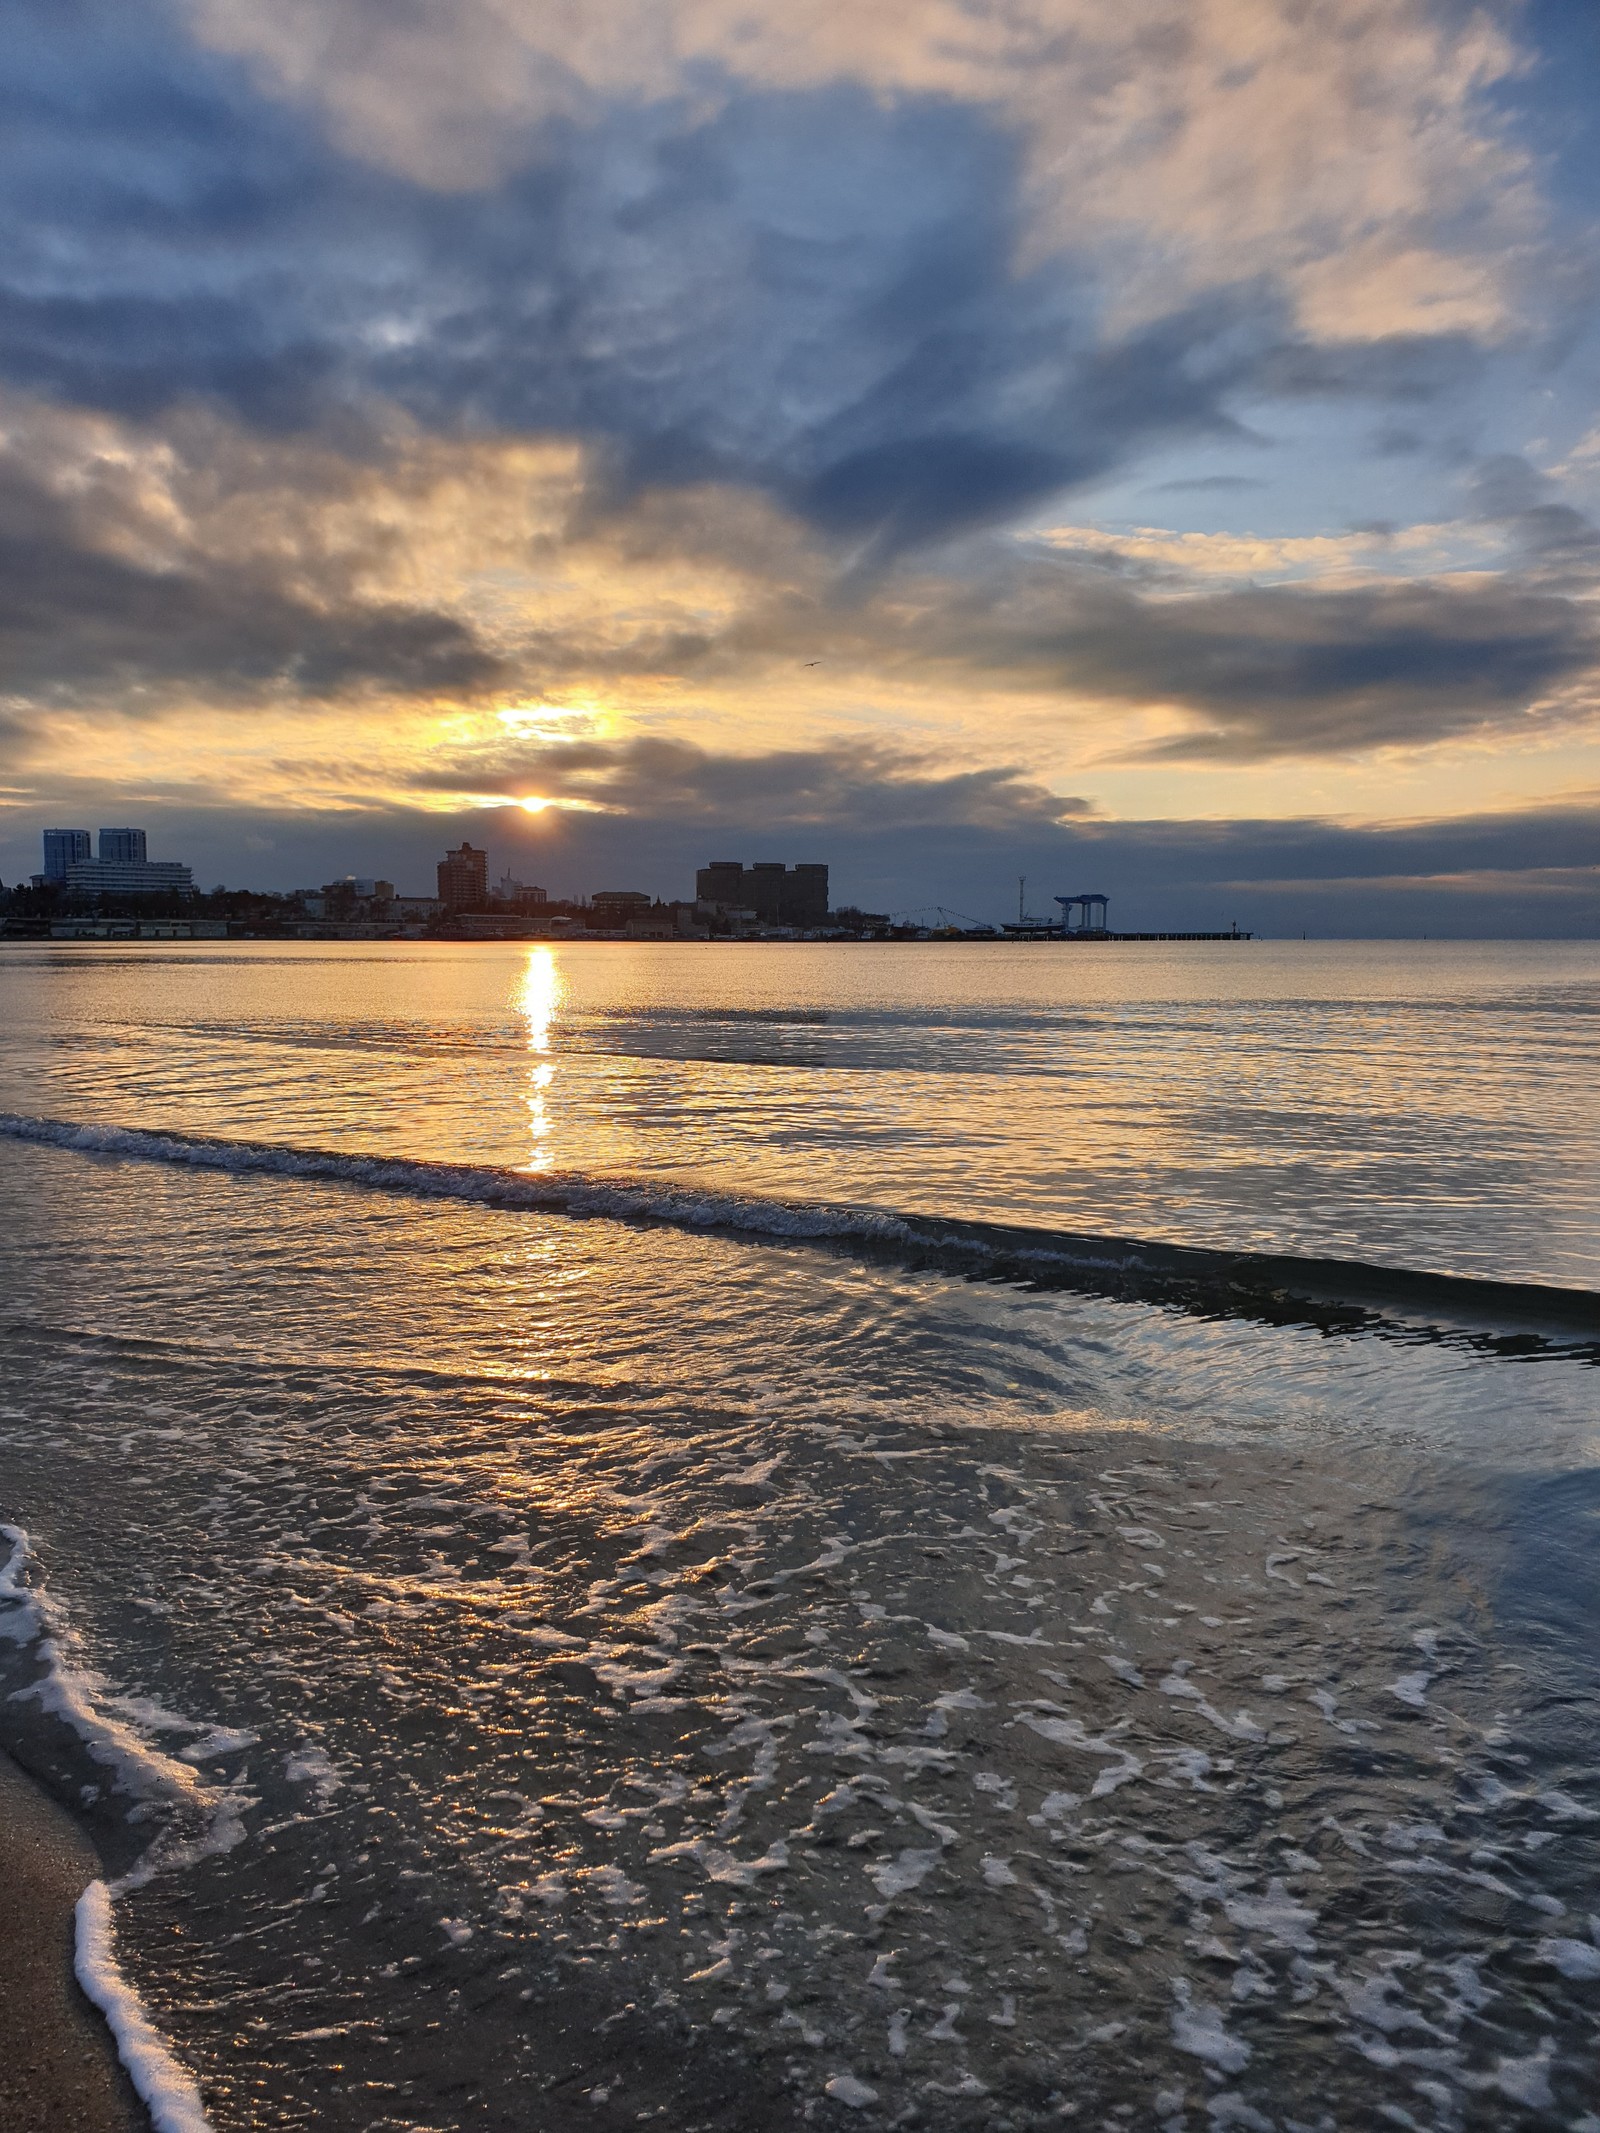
[{"xmin": 494, "ymin": 873, "xmax": 547, "ymax": 907}]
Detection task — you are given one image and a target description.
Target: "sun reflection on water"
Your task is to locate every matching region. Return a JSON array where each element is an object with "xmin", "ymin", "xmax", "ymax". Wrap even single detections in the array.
[{"xmin": 515, "ymin": 948, "xmax": 562, "ymax": 1172}]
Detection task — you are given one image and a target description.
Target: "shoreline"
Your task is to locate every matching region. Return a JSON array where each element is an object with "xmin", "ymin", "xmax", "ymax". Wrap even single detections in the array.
[{"xmin": 0, "ymin": 1748, "xmax": 147, "ymax": 2133}]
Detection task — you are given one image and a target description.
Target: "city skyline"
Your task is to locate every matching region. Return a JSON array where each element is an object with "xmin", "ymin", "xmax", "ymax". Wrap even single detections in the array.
[{"xmin": 1, "ymin": 1, "xmax": 1598, "ymax": 934}]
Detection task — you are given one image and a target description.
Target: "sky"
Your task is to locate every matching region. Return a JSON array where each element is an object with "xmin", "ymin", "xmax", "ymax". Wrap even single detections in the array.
[{"xmin": 2, "ymin": 0, "xmax": 1599, "ymax": 933}]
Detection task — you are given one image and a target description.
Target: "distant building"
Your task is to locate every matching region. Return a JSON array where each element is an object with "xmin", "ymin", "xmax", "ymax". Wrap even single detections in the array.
[
  {"xmin": 41, "ymin": 825, "xmax": 194, "ymax": 900},
  {"xmin": 695, "ymin": 861, "xmax": 828, "ymax": 927},
  {"xmin": 63, "ymin": 857, "xmax": 195, "ymax": 898},
  {"xmin": 42, "ymin": 829, "xmax": 92, "ymax": 882},
  {"xmin": 494, "ymin": 873, "xmax": 547, "ymax": 907},
  {"xmin": 437, "ymin": 843, "xmax": 489, "ymax": 912},
  {"xmin": 591, "ymin": 889, "xmax": 650, "ymax": 913}
]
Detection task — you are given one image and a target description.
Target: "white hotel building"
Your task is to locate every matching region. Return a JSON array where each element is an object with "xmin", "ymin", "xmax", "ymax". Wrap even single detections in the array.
[{"xmin": 38, "ymin": 827, "xmax": 195, "ymax": 899}]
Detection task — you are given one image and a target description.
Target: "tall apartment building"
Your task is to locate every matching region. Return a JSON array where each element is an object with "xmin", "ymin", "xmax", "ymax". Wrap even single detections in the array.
[
  {"xmin": 42, "ymin": 829, "xmax": 92, "ymax": 881},
  {"xmin": 437, "ymin": 843, "xmax": 489, "ymax": 911},
  {"xmin": 695, "ymin": 861, "xmax": 829, "ymax": 926},
  {"xmin": 98, "ymin": 828, "xmax": 148, "ymax": 864}
]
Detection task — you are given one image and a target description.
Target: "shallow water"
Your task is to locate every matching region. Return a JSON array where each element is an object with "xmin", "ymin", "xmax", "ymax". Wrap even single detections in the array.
[
  {"xmin": 0, "ymin": 942, "xmax": 1596, "ymax": 2132},
  {"xmin": 0, "ymin": 937, "xmax": 1595, "ymax": 1284}
]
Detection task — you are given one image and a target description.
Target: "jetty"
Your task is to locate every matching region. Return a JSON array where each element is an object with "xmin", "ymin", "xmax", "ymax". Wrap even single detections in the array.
[{"xmin": 999, "ymin": 891, "xmax": 1249, "ymax": 941}]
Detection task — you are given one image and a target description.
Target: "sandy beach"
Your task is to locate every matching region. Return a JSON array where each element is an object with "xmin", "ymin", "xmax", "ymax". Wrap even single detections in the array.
[{"xmin": 0, "ymin": 1750, "xmax": 144, "ymax": 2133}]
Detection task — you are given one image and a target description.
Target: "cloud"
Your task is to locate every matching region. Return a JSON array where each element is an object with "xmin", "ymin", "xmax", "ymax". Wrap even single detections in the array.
[
  {"xmin": 0, "ymin": 0, "xmax": 1556, "ymax": 566},
  {"xmin": 0, "ymin": 0, "xmax": 1594, "ymax": 870},
  {"xmin": 2, "ymin": 380, "xmax": 1597, "ymax": 783},
  {"xmin": 402, "ymin": 732, "xmax": 1095, "ymax": 833},
  {"xmin": 1153, "ymin": 475, "xmax": 1265, "ymax": 494},
  {"xmin": 1, "ymin": 16, "xmax": 1280, "ymax": 552},
  {"xmin": 0, "ymin": 407, "xmax": 507, "ymax": 701},
  {"xmin": 183, "ymin": 0, "xmax": 1538, "ymax": 340},
  {"xmin": 1019, "ymin": 575, "xmax": 1599, "ymax": 760}
]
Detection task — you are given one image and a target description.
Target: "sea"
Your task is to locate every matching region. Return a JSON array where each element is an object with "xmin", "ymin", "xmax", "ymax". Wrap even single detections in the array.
[{"xmin": 0, "ymin": 938, "xmax": 1595, "ymax": 2133}]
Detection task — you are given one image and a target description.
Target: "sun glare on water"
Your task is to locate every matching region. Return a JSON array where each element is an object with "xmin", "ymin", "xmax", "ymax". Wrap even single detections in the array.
[{"xmin": 515, "ymin": 947, "xmax": 562, "ymax": 1173}]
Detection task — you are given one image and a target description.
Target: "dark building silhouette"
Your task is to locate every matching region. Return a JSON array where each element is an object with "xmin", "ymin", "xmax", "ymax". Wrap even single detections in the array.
[
  {"xmin": 437, "ymin": 843, "xmax": 489, "ymax": 911},
  {"xmin": 695, "ymin": 861, "xmax": 828, "ymax": 926}
]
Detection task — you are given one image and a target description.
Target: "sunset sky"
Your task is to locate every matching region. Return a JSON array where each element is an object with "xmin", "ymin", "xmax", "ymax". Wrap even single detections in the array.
[{"xmin": 3, "ymin": 0, "xmax": 1599, "ymax": 930}]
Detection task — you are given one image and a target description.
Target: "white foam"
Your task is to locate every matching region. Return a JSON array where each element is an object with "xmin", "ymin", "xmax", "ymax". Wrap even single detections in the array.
[
  {"xmin": 1220, "ymin": 1881, "xmax": 1318, "ymax": 1953},
  {"xmin": 1170, "ymin": 1981, "xmax": 1251, "ymax": 2073},
  {"xmin": 0, "ymin": 1113, "xmax": 916, "ymax": 1251},
  {"xmin": 824, "ymin": 2074, "xmax": 879, "ymax": 2107},
  {"xmin": 1017, "ymin": 1710, "xmax": 1144, "ymax": 1795},
  {"xmin": 283, "ymin": 1744, "xmax": 342, "ymax": 1804},
  {"xmin": 3, "ymin": 1523, "xmax": 238, "ymax": 2128},
  {"xmin": 74, "ymin": 1881, "xmax": 214, "ymax": 2133},
  {"xmin": 1537, "ymin": 1937, "xmax": 1600, "ymax": 1980},
  {"xmin": 1, "ymin": 1526, "xmax": 216, "ymax": 1809},
  {"xmin": 1389, "ymin": 1670, "xmax": 1431, "ymax": 1708},
  {"xmin": 646, "ymin": 1835, "xmax": 789, "ymax": 1888},
  {"xmin": 866, "ymin": 1846, "xmax": 942, "ymax": 1898}
]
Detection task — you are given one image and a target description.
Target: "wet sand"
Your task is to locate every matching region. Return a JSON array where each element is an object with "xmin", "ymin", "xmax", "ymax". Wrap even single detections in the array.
[{"xmin": 0, "ymin": 1749, "xmax": 145, "ymax": 2133}]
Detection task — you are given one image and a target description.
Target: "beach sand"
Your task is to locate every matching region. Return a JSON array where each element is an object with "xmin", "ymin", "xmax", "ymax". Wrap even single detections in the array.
[{"xmin": 0, "ymin": 1749, "xmax": 145, "ymax": 2133}]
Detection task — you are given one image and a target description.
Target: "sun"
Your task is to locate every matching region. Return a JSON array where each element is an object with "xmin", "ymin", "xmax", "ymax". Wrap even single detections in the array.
[{"xmin": 518, "ymin": 796, "xmax": 550, "ymax": 814}]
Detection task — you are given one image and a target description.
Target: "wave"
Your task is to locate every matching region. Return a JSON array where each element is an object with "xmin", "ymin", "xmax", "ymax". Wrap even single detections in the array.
[
  {"xmin": 75, "ymin": 1881, "xmax": 214, "ymax": 2133},
  {"xmin": 1, "ymin": 1111, "xmax": 1596, "ymax": 1344},
  {"xmin": 0, "ymin": 1522, "xmax": 227, "ymax": 2132}
]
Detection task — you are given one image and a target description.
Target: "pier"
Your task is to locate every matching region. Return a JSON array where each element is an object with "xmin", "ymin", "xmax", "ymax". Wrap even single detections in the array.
[{"xmin": 998, "ymin": 891, "xmax": 1249, "ymax": 940}]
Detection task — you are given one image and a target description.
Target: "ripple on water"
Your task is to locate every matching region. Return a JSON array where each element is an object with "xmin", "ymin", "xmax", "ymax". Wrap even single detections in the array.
[{"xmin": 0, "ymin": 1141, "xmax": 1596, "ymax": 2130}]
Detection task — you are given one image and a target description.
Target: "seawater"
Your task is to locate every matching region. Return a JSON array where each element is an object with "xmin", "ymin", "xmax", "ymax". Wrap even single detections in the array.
[{"xmin": 0, "ymin": 940, "xmax": 1596, "ymax": 2133}]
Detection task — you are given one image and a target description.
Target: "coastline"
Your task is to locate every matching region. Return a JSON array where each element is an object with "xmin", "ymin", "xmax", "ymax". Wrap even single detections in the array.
[{"xmin": 0, "ymin": 1748, "xmax": 146, "ymax": 2133}]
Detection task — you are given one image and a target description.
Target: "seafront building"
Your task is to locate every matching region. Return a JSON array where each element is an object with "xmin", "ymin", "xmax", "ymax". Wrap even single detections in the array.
[
  {"xmin": 41, "ymin": 828, "xmax": 92, "ymax": 880},
  {"xmin": 695, "ymin": 861, "xmax": 829, "ymax": 926},
  {"xmin": 494, "ymin": 872, "xmax": 547, "ymax": 908},
  {"xmin": 437, "ymin": 843, "xmax": 489, "ymax": 911},
  {"xmin": 98, "ymin": 827, "xmax": 149, "ymax": 864},
  {"xmin": 36, "ymin": 826, "xmax": 195, "ymax": 900}
]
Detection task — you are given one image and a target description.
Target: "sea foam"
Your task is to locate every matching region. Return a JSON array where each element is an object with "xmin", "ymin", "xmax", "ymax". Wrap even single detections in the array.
[
  {"xmin": 1, "ymin": 1525, "xmax": 220, "ymax": 2132},
  {"xmin": 75, "ymin": 1881, "xmax": 214, "ymax": 2133}
]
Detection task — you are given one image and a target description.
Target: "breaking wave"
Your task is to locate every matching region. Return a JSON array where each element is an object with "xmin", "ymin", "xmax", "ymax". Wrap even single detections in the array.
[{"xmin": 1, "ymin": 1111, "xmax": 1595, "ymax": 1342}]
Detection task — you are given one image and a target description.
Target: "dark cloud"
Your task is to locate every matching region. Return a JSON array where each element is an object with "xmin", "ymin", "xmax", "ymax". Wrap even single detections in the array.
[
  {"xmin": 1074, "ymin": 579, "xmax": 1596, "ymax": 759},
  {"xmin": 833, "ymin": 540, "xmax": 1598, "ymax": 759},
  {"xmin": 0, "ymin": 451, "xmax": 504, "ymax": 698},
  {"xmin": 1257, "ymin": 335, "xmax": 1484, "ymax": 405},
  {"xmin": 3, "ymin": 381, "xmax": 1595, "ymax": 762},
  {"xmin": 406, "ymin": 733, "xmax": 1094, "ymax": 834}
]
